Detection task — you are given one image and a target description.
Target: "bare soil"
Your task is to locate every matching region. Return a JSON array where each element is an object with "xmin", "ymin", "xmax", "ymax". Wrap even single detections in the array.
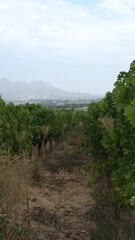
[{"xmin": 28, "ymin": 138, "xmax": 94, "ymax": 240}]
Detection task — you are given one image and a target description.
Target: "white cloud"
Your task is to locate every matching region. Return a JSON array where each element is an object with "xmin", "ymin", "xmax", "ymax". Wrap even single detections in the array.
[
  {"xmin": 0, "ymin": 0, "xmax": 135, "ymax": 94},
  {"xmin": 98, "ymin": 0, "xmax": 135, "ymax": 17},
  {"xmin": 0, "ymin": 0, "xmax": 134, "ymax": 53}
]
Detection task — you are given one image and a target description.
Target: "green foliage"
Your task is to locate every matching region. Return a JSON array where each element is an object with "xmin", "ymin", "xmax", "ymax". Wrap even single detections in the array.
[
  {"xmin": 84, "ymin": 60, "xmax": 135, "ymax": 208},
  {"xmin": 0, "ymin": 100, "xmax": 80, "ymax": 156},
  {"xmin": 84, "ymin": 102, "xmax": 104, "ymax": 156},
  {"xmin": 125, "ymin": 99, "xmax": 135, "ymax": 127}
]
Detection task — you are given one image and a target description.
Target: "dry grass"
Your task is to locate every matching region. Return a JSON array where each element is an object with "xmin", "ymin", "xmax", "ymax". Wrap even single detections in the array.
[
  {"xmin": 90, "ymin": 177, "xmax": 135, "ymax": 240},
  {"xmin": 100, "ymin": 117, "xmax": 114, "ymax": 135},
  {"xmin": 0, "ymin": 154, "xmax": 32, "ymax": 239}
]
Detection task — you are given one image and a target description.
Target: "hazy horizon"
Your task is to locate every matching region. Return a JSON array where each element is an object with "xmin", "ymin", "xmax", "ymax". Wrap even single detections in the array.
[
  {"xmin": 0, "ymin": 0, "xmax": 134, "ymax": 95},
  {"xmin": 0, "ymin": 77, "xmax": 103, "ymax": 95}
]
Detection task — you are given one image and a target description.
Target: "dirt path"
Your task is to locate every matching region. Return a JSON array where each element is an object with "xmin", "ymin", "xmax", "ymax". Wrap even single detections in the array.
[{"xmin": 29, "ymin": 141, "xmax": 94, "ymax": 240}]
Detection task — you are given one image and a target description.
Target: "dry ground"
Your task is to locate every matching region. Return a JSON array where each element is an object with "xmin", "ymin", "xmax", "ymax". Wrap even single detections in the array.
[{"xmin": 28, "ymin": 138, "xmax": 94, "ymax": 240}]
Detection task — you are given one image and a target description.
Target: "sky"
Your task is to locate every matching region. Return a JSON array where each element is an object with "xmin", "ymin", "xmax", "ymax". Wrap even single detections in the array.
[{"xmin": 0, "ymin": 0, "xmax": 135, "ymax": 95}]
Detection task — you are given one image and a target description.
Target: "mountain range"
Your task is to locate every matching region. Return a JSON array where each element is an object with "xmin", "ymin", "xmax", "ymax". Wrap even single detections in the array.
[{"xmin": 0, "ymin": 78, "xmax": 100, "ymax": 101}]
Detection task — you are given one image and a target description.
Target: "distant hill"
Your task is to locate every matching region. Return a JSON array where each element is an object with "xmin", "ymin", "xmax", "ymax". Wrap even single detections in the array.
[{"xmin": 0, "ymin": 78, "xmax": 101, "ymax": 101}]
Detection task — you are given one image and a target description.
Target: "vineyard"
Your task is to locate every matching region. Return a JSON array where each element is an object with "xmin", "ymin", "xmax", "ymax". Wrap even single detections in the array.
[
  {"xmin": 85, "ymin": 60, "xmax": 135, "ymax": 208},
  {"xmin": 0, "ymin": 100, "xmax": 82, "ymax": 156},
  {"xmin": 0, "ymin": 60, "xmax": 135, "ymax": 239}
]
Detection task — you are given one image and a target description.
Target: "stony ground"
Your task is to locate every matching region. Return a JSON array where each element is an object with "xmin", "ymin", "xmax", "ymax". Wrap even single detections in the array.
[{"xmin": 28, "ymin": 138, "xmax": 94, "ymax": 240}]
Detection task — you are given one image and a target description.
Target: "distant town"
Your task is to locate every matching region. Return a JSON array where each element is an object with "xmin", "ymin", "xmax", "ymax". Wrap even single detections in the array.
[{"xmin": 12, "ymin": 98, "xmax": 101, "ymax": 109}]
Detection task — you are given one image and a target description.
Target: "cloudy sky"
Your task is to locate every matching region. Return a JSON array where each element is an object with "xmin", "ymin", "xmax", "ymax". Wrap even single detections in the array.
[{"xmin": 0, "ymin": 0, "xmax": 135, "ymax": 95}]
